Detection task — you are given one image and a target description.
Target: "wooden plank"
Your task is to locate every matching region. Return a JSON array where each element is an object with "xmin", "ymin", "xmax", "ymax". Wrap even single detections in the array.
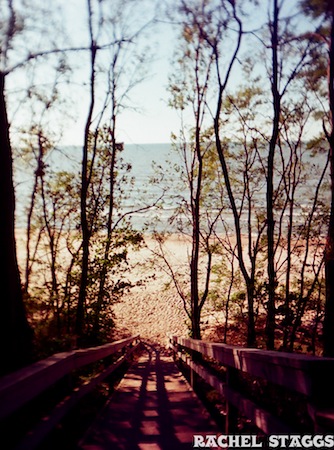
[
  {"xmin": 176, "ymin": 352, "xmax": 292, "ymax": 435},
  {"xmin": 171, "ymin": 336, "xmax": 334, "ymax": 397},
  {"xmin": 15, "ymin": 343, "xmax": 141, "ymax": 450},
  {"xmin": 225, "ymin": 386, "xmax": 293, "ymax": 435},
  {"xmin": 79, "ymin": 349, "xmax": 220, "ymax": 450},
  {"xmin": 0, "ymin": 335, "xmax": 139, "ymax": 421},
  {"xmin": 307, "ymin": 404, "xmax": 334, "ymax": 433},
  {"xmin": 72, "ymin": 336, "xmax": 139, "ymax": 369},
  {"xmin": 0, "ymin": 352, "xmax": 76, "ymax": 420},
  {"xmin": 179, "ymin": 352, "xmax": 226, "ymax": 397}
]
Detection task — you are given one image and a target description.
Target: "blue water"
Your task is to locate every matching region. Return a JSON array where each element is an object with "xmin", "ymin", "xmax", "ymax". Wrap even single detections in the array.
[
  {"xmin": 14, "ymin": 143, "xmax": 181, "ymax": 231},
  {"xmin": 14, "ymin": 142, "xmax": 329, "ymax": 233},
  {"xmin": 119, "ymin": 143, "xmax": 182, "ymax": 231}
]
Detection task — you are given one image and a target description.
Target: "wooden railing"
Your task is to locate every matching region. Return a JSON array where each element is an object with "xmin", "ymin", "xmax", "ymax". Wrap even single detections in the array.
[
  {"xmin": 0, "ymin": 335, "xmax": 140, "ymax": 449},
  {"xmin": 170, "ymin": 335, "xmax": 334, "ymax": 434}
]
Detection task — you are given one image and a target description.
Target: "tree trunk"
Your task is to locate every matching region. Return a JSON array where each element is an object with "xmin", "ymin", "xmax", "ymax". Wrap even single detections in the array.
[
  {"xmin": 191, "ymin": 308, "xmax": 201, "ymax": 340},
  {"xmin": 246, "ymin": 280, "xmax": 256, "ymax": 348},
  {"xmin": 266, "ymin": 0, "xmax": 280, "ymax": 350},
  {"xmin": 214, "ymin": 123, "xmax": 256, "ymax": 347},
  {"xmin": 92, "ymin": 123, "xmax": 117, "ymax": 339},
  {"xmin": 323, "ymin": 7, "xmax": 334, "ymax": 357},
  {"xmin": 190, "ymin": 123, "xmax": 202, "ymax": 341},
  {"xmin": 211, "ymin": 16, "xmax": 255, "ymax": 347},
  {"xmin": 75, "ymin": 0, "xmax": 96, "ymax": 341},
  {"xmin": 0, "ymin": 72, "xmax": 33, "ymax": 375}
]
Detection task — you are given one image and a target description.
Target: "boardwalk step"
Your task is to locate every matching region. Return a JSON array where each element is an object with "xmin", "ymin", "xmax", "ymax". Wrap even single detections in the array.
[{"xmin": 79, "ymin": 347, "xmax": 220, "ymax": 449}]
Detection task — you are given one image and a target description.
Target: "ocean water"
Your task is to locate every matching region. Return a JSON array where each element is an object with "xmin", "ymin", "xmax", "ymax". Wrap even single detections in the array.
[
  {"xmin": 121, "ymin": 143, "xmax": 330, "ymax": 234},
  {"xmin": 15, "ymin": 143, "xmax": 181, "ymax": 231},
  {"xmin": 121, "ymin": 143, "xmax": 180, "ymax": 231},
  {"xmin": 14, "ymin": 142, "xmax": 330, "ymax": 233}
]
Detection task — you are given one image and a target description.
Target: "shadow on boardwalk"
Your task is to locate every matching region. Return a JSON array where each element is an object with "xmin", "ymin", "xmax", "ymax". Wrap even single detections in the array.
[{"xmin": 78, "ymin": 344, "xmax": 220, "ymax": 449}]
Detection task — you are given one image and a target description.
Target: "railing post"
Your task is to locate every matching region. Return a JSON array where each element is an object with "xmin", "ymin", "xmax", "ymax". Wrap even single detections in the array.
[
  {"xmin": 190, "ymin": 359, "xmax": 195, "ymax": 388},
  {"xmin": 308, "ymin": 372, "xmax": 334, "ymax": 433},
  {"xmin": 169, "ymin": 336, "xmax": 334, "ymax": 435},
  {"xmin": 189, "ymin": 347, "xmax": 202, "ymax": 390},
  {"xmin": 170, "ymin": 336, "xmax": 182, "ymax": 362},
  {"xmin": 225, "ymin": 367, "xmax": 238, "ymax": 434}
]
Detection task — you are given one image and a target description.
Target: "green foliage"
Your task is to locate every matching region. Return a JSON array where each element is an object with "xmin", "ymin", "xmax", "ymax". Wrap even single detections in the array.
[
  {"xmin": 300, "ymin": 0, "xmax": 333, "ymax": 19},
  {"xmin": 306, "ymin": 134, "xmax": 328, "ymax": 154},
  {"xmin": 20, "ymin": 125, "xmax": 145, "ymax": 350},
  {"xmin": 7, "ymin": 0, "xmax": 330, "ymax": 356}
]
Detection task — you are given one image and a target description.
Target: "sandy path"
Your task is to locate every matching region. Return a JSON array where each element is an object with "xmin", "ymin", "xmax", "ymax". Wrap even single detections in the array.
[
  {"xmin": 16, "ymin": 230, "xmax": 193, "ymax": 344},
  {"xmin": 113, "ymin": 234, "xmax": 191, "ymax": 344}
]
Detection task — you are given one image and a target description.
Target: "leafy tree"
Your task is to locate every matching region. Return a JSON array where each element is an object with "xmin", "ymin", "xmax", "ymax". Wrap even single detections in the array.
[
  {"xmin": 0, "ymin": 70, "xmax": 33, "ymax": 373},
  {"xmin": 218, "ymin": 77, "xmax": 268, "ymax": 347},
  {"xmin": 89, "ymin": 129, "xmax": 144, "ymax": 343},
  {"xmin": 163, "ymin": 0, "xmax": 228, "ymax": 340},
  {"xmin": 75, "ymin": 0, "xmax": 97, "ymax": 339},
  {"xmin": 243, "ymin": 0, "xmax": 321, "ymax": 349},
  {"xmin": 0, "ymin": 0, "xmax": 66, "ymax": 373},
  {"xmin": 75, "ymin": 0, "xmax": 154, "ymax": 341},
  {"xmin": 299, "ymin": 0, "xmax": 334, "ymax": 356},
  {"xmin": 205, "ymin": 1, "xmax": 264, "ymax": 346},
  {"xmin": 276, "ymin": 103, "xmax": 329, "ymax": 351}
]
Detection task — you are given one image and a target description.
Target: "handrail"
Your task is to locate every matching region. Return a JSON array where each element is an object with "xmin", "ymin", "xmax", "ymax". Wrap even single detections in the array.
[
  {"xmin": 170, "ymin": 335, "xmax": 334, "ymax": 434},
  {"xmin": 0, "ymin": 335, "xmax": 140, "ymax": 422}
]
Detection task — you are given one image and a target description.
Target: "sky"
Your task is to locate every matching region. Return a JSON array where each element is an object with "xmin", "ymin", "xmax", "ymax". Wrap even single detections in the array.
[
  {"xmin": 6, "ymin": 0, "xmax": 321, "ymax": 147},
  {"xmin": 60, "ymin": 0, "xmax": 183, "ymax": 146},
  {"xmin": 54, "ymin": 0, "xmax": 260, "ymax": 147},
  {"xmin": 61, "ymin": 26, "xmax": 181, "ymax": 146}
]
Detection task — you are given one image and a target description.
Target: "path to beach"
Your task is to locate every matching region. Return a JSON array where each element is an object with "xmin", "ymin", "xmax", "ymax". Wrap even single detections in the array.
[{"xmin": 113, "ymin": 234, "xmax": 191, "ymax": 344}]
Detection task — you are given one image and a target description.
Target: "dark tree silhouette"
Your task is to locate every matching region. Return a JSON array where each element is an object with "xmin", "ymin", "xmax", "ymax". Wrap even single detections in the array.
[
  {"xmin": 300, "ymin": 0, "xmax": 334, "ymax": 356},
  {"xmin": 321, "ymin": 2, "xmax": 334, "ymax": 357},
  {"xmin": 0, "ymin": 72, "xmax": 33, "ymax": 375}
]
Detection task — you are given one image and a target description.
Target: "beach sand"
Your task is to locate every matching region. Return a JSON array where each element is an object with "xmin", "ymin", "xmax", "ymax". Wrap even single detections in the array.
[
  {"xmin": 16, "ymin": 230, "xmax": 201, "ymax": 344},
  {"xmin": 112, "ymin": 234, "xmax": 192, "ymax": 344}
]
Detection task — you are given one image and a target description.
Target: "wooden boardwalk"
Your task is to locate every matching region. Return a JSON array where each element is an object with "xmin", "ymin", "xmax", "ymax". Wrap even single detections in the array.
[
  {"xmin": 78, "ymin": 346, "xmax": 220, "ymax": 450},
  {"xmin": 1, "ymin": 335, "xmax": 334, "ymax": 447}
]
